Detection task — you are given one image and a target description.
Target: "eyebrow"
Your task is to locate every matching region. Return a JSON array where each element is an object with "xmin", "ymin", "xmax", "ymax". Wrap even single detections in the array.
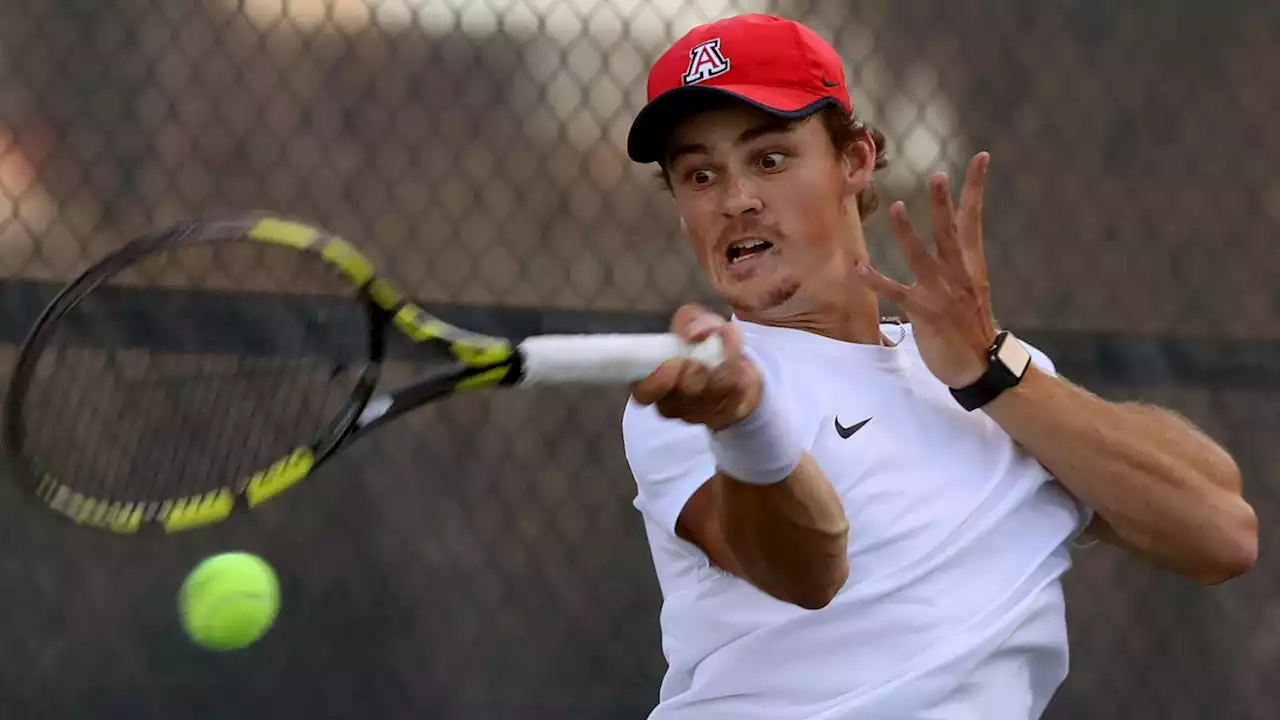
[{"xmin": 665, "ymin": 118, "xmax": 798, "ymax": 167}]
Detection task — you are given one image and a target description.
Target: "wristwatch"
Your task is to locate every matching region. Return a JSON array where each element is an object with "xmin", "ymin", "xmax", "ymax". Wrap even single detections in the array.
[{"xmin": 949, "ymin": 331, "xmax": 1033, "ymax": 412}]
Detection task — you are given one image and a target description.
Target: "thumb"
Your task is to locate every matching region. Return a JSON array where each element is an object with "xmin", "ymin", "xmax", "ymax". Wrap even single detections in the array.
[{"xmin": 717, "ymin": 319, "xmax": 745, "ymax": 363}]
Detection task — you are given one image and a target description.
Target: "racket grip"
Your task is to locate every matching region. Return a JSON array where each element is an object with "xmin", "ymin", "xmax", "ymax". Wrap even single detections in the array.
[{"xmin": 517, "ymin": 333, "xmax": 725, "ymax": 385}]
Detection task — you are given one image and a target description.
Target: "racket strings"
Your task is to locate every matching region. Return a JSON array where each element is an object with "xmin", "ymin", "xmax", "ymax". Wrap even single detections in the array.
[{"xmin": 17, "ymin": 237, "xmax": 371, "ymax": 504}]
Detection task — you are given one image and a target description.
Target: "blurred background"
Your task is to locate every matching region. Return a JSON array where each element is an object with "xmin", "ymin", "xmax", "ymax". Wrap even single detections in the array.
[{"xmin": 0, "ymin": 0, "xmax": 1276, "ymax": 718}]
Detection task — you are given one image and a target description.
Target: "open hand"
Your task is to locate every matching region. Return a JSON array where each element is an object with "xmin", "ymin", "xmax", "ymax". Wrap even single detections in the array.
[
  {"xmin": 631, "ymin": 304, "xmax": 761, "ymax": 432},
  {"xmin": 858, "ymin": 152, "xmax": 1000, "ymax": 388}
]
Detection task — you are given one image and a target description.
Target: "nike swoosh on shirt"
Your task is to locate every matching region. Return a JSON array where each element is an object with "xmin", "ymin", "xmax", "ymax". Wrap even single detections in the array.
[{"xmin": 834, "ymin": 416, "xmax": 872, "ymax": 439}]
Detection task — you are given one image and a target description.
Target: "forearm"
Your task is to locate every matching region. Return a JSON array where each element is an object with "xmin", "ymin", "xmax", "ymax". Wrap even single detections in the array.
[
  {"xmin": 715, "ymin": 453, "xmax": 850, "ymax": 609},
  {"xmin": 984, "ymin": 366, "xmax": 1256, "ymax": 584}
]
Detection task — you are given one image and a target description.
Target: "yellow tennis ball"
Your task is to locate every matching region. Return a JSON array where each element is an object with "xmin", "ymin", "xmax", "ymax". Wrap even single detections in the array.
[{"xmin": 178, "ymin": 552, "xmax": 280, "ymax": 651}]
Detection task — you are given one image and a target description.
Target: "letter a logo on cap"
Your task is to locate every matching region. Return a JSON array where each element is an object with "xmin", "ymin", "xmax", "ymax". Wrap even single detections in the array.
[{"xmin": 682, "ymin": 39, "xmax": 730, "ymax": 85}]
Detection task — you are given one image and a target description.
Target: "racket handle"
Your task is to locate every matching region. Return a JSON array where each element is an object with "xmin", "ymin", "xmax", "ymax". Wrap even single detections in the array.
[{"xmin": 517, "ymin": 333, "xmax": 725, "ymax": 385}]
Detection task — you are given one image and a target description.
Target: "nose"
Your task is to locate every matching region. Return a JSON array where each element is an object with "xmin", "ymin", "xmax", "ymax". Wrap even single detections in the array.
[{"xmin": 720, "ymin": 173, "xmax": 763, "ymax": 217}]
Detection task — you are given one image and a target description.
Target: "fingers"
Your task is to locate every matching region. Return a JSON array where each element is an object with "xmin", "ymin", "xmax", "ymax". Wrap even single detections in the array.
[
  {"xmin": 958, "ymin": 152, "xmax": 989, "ymax": 252},
  {"xmin": 641, "ymin": 355, "xmax": 736, "ymax": 422},
  {"xmin": 674, "ymin": 320, "xmax": 739, "ymax": 401},
  {"xmin": 630, "ymin": 359, "xmax": 682, "ymax": 406},
  {"xmin": 672, "ymin": 302, "xmax": 738, "ymax": 374},
  {"xmin": 896, "ymin": 156, "xmax": 989, "ymax": 290},
  {"xmin": 671, "ymin": 303, "xmax": 723, "ymax": 342},
  {"xmin": 717, "ymin": 319, "xmax": 744, "ymax": 361},
  {"xmin": 888, "ymin": 202, "xmax": 936, "ymax": 279},
  {"xmin": 856, "ymin": 263, "xmax": 912, "ymax": 305},
  {"xmin": 961, "ymin": 152, "xmax": 989, "ymax": 207},
  {"xmin": 928, "ymin": 173, "xmax": 962, "ymax": 268},
  {"xmin": 676, "ymin": 360, "xmax": 710, "ymax": 398},
  {"xmin": 637, "ymin": 304, "xmax": 762, "ymax": 427},
  {"xmin": 636, "ymin": 304, "xmax": 732, "ymax": 410}
]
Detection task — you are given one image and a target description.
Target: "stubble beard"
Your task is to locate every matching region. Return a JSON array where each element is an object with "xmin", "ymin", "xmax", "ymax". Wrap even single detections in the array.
[{"xmin": 721, "ymin": 275, "xmax": 802, "ymax": 317}]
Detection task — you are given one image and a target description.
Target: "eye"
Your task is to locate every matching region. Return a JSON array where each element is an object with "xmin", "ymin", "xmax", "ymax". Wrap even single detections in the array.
[
  {"xmin": 758, "ymin": 152, "xmax": 788, "ymax": 171},
  {"xmin": 688, "ymin": 168, "xmax": 717, "ymax": 186}
]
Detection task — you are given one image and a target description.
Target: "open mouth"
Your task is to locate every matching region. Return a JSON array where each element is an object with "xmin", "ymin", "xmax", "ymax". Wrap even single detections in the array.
[{"xmin": 726, "ymin": 238, "xmax": 774, "ymax": 264}]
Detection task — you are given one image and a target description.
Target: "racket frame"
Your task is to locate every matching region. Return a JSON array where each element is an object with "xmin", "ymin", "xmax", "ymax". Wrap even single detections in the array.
[
  {"xmin": 3, "ymin": 217, "xmax": 521, "ymax": 534},
  {"xmin": 3, "ymin": 215, "xmax": 719, "ymax": 535}
]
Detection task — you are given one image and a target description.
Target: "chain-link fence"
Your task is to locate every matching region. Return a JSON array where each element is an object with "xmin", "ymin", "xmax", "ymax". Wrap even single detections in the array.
[{"xmin": 0, "ymin": 0, "xmax": 1276, "ymax": 718}]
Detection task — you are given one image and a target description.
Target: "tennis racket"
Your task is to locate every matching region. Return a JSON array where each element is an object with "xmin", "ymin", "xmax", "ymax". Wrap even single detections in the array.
[{"xmin": 2, "ymin": 216, "xmax": 723, "ymax": 534}]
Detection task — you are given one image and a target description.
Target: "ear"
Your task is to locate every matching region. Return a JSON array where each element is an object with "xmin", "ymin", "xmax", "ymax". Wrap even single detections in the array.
[{"xmin": 840, "ymin": 132, "xmax": 876, "ymax": 202}]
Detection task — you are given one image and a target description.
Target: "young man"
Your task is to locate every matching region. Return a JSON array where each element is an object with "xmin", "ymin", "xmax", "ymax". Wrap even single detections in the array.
[{"xmin": 621, "ymin": 13, "xmax": 1257, "ymax": 720}]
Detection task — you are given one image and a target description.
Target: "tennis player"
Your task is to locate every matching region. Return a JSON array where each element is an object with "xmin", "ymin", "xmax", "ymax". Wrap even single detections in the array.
[{"xmin": 621, "ymin": 13, "xmax": 1256, "ymax": 720}]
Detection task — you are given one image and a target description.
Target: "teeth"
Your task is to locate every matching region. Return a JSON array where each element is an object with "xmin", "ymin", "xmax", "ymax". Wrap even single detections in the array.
[{"xmin": 729, "ymin": 238, "xmax": 771, "ymax": 263}]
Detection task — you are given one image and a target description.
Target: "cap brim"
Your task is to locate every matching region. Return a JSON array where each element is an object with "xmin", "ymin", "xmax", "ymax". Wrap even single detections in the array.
[{"xmin": 626, "ymin": 84, "xmax": 839, "ymax": 164}]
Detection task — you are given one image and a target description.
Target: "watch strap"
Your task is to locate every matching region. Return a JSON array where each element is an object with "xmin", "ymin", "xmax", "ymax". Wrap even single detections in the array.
[{"xmin": 949, "ymin": 331, "xmax": 1032, "ymax": 412}]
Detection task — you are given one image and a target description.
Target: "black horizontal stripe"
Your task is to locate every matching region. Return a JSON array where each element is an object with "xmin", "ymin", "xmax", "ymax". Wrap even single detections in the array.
[{"xmin": 0, "ymin": 279, "xmax": 1275, "ymax": 386}]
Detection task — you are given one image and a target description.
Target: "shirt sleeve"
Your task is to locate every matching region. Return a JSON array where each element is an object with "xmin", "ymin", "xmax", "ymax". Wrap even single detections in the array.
[
  {"xmin": 621, "ymin": 398, "xmax": 718, "ymax": 537},
  {"xmin": 1023, "ymin": 339, "xmax": 1057, "ymax": 377},
  {"xmin": 620, "ymin": 345, "xmax": 800, "ymax": 538}
]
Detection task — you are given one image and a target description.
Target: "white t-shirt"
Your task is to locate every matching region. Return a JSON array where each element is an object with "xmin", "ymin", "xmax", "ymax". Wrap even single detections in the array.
[{"xmin": 622, "ymin": 319, "xmax": 1094, "ymax": 720}]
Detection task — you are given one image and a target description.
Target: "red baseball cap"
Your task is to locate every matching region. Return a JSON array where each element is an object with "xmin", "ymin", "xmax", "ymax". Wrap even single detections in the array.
[{"xmin": 626, "ymin": 14, "xmax": 852, "ymax": 164}]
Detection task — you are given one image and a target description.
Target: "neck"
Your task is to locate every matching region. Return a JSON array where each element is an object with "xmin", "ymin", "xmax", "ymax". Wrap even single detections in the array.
[
  {"xmin": 734, "ymin": 212, "xmax": 887, "ymax": 344},
  {"xmin": 737, "ymin": 286, "xmax": 887, "ymax": 346}
]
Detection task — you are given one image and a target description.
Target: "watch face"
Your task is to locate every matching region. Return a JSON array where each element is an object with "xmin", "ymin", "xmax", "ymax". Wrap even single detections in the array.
[{"xmin": 996, "ymin": 334, "xmax": 1033, "ymax": 377}]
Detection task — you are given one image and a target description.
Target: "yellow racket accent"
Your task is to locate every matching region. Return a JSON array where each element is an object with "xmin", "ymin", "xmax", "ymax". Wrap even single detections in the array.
[
  {"xmin": 19, "ymin": 215, "xmax": 528, "ymax": 535},
  {"xmin": 39, "ymin": 478, "xmax": 143, "ymax": 533},
  {"xmin": 35, "ymin": 444, "xmax": 319, "ymax": 534},
  {"xmin": 39, "ymin": 477, "xmax": 144, "ymax": 534},
  {"xmin": 162, "ymin": 490, "xmax": 236, "ymax": 532},
  {"xmin": 456, "ymin": 367, "xmax": 514, "ymax": 391},
  {"xmin": 391, "ymin": 306, "xmax": 515, "ymax": 371},
  {"xmin": 319, "ymin": 239, "xmax": 376, "ymax": 287},
  {"xmin": 245, "ymin": 447, "xmax": 316, "ymax": 507},
  {"xmin": 366, "ymin": 278, "xmax": 403, "ymax": 309},
  {"xmin": 246, "ymin": 217, "xmax": 320, "ymax": 250},
  {"xmin": 248, "ymin": 216, "xmax": 516, "ymax": 377}
]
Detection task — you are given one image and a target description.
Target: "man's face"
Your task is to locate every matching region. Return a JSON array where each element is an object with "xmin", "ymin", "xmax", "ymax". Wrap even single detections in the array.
[{"xmin": 664, "ymin": 105, "xmax": 868, "ymax": 316}]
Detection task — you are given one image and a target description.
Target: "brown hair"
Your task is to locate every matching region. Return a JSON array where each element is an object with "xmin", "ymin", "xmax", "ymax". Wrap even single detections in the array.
[
  {"xmin": 654, "ymin": 105, "xmax": 889, "ymax": 218},
  {"xmin": 817, "ymin": 106, "xmax": 888, "ymax": 217}
]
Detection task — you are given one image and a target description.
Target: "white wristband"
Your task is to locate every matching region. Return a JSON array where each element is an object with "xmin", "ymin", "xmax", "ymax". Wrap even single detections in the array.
[{"xmin": 708, "ymin": 378, "xmax": 802, "ymax": 485}]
